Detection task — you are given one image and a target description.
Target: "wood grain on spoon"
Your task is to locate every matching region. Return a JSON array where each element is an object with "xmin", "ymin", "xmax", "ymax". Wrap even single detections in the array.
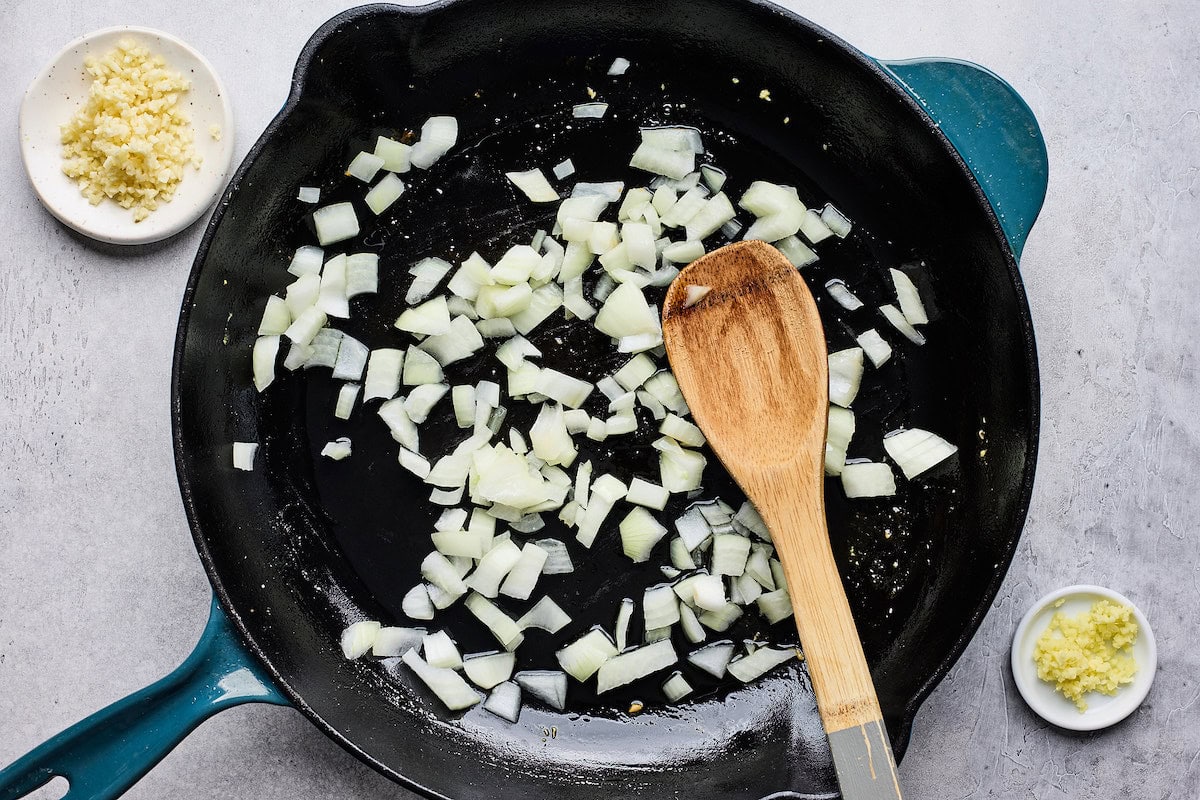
[{"xmin": 662, "ymin": 240, "xmax": 902, "ymax": 800}]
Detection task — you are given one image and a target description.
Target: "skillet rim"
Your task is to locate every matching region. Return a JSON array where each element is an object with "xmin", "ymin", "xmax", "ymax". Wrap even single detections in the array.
[{"xmin": 170, "ymin": 0, "xmax": 1041, "ymax": 793}]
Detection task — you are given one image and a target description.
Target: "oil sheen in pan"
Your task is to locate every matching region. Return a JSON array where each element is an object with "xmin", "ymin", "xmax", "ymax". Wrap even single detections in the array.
[{"xmin": 293, "ymin": 55, "xmax": 960, "ymax": 715}]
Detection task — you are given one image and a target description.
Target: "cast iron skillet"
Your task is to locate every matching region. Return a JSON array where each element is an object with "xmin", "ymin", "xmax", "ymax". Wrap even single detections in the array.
[{"xmin": 0, "ymin": 2, "xmax": 1047, "ymax": 799}]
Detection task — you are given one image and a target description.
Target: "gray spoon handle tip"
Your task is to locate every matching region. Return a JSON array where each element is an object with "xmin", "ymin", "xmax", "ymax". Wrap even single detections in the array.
[{"xmin": 828, "ymin": 719, "xmax": 904, "ymax": 800}]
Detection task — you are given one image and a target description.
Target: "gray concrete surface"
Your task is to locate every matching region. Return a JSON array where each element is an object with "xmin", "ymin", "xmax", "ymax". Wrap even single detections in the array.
[{"xmin": 3, "ymin": 1, "xmax": 1198, "ymax": 798}]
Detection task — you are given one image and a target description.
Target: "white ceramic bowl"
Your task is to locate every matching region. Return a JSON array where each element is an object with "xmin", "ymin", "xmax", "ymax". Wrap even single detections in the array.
[
  {"xmin": 19, "ymin": 26, "xmax": 234, "ymax": 245},
  {"xmin": 1011, "ymin": 584, "xmax": 1156, "ymax": 731}
]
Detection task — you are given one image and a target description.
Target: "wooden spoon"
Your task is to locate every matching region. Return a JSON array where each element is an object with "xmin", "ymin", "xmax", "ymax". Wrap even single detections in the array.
[{"xmin": 662, "ymin": 240, "xmax": 903, "ymax": 800}]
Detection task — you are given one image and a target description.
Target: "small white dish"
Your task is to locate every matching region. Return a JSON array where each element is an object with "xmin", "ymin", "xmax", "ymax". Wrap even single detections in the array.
[
  {"xmin": 1011, "ymin": 584, "xmax": 1156, "ymax": 731},
  {"xmin": 19, "ymin": 26, "xmax": 234, "ymax": 245}
]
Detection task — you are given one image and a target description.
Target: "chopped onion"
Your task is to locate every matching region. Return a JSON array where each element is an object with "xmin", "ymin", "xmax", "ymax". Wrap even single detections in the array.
[
  {"xmin": 515, "ymin": 670, "xmax": 568, "ymax": 710},
  {"xmin": 557, "ymin": 627, "xmax": 618, "ymax": 681},
  {"xmin": 396, "ymin": 295, "xmax": 451, "ymax": 336},
  {"xmin": 374, "ymin": 135, "xmax": 411, "ymax": 173},
  {"xmin": 403, "ymin": 258, "xmax": 451, "ymax": 305},
  {"xmin": 745, "ymin": 545, "xmax": 775, "ymax": 590},
  {"xmin": 553, "ymin": 158, "xmax": 576, "ymax": 179},
  {"xmin": 372, "ymin": 626, "xmax": 425, "ymax": 657},
  {"xmin": 614, "ymin": 598, "xmax": 635, "ymax": 651},
  {"xmin": 883, "ymin": 427, "xmax": 958, "ymax": 479},
  {"xmin": 431, "ymin": 529, "xmax": 485, "ymax": 559},
  {"xmin": 798, "ymin": 208, "xmax": 834, "ymax": 244},
  {"xmin": 499, "ymin": 542, "xmax": 550, "ymax": 600},
  {"xmin": 252, "ymin": 335, "xmax": 279, "ymax": 392},
  {"xmin": 630, "ymin": 142, "xmax": 694, "ymax": 180},
  {"xmin": 572, "ymin": 102, "xmax": 609, "ymax": 118},
  {"xmin": 678, "ymin": 603, "xmax": 705, "ymax": 643},
  {"xmin": 574, "ymin": 181, "xmax": 626, "ymax": 202},
  {"xmin": 530, "ymin": 368, "xmax": 592, "ymax": 410},
  {"xmin": 698, "ymin": 602, "xmax": 742, "ymax": 632},
  {"xmin": 619, "ymin": 507, "xmax": 669, "ymax": 562},
  {"xmin": 409, "ymin": 116, "xmax": 458, "ymax": 170},
  {"xmin": 297, "ymin": 186, "xmax": 320, "ymax": 203},
  {"xmin": 820, "ymin": 203, "xmax": 852, "ymax": 238},
  {"xmin": 733, "ymin": 501, "xmax": 770, "ymax": 541},
  {"xmin": 828, "ymin": 347, "xmax": 864, "ymax": 408},
  {"xmin": 313, "ymin": 202, "xmax": 359, "ymax": 246},
  {"xmin": 464, "ymin": 592, "xmax": 524, "ymax": 650},
  {"xmin": 890, "ymin": 268, "xmax": 929, "ymax": 325},
  {"xmin": 660, "ymin": 414, "xmax": 705, "ymax": 447},
  {"xmin": 287, "ymin": 245, "xmax": 324, "ymax": 277},
  {"xmin": 824, "ymin": 405, "xmax": 856, "ymax": 476},
  {"xmin": 434, "ymin": 508, "xmax": 469, "ymax": 532},
  {"xmin": 530, "ymin": 403, "xmax": 577, "ymax": 467},
  {"xmin": 285, "ymin": 273, "xmax": 320, "ymax": 317},
  {"xmin": 421, "ymin": 550, "xmax": 467, "ymax": 596},
  {"xmin": 402, "ymin": 584, "xmax": 435, "ymax": 620},
  {"xmin": 596, "ymin": 639, "xmax": 677, "ymax": 693},
  {"xmin": 711, "ymin": 534, "xmax": 751, "ymax": 576},
  {"xmin": 345, "ymin": 253, "xmax": 379, "ymax": 299},
  {"xmin": 401, "ymin": 649, "xmax": 480, "ymax": 711},
  {"xmin": 421, "ymin": 315, "xmax": 485, "ymax": 366},
  {"xmin": 685, "ymin": 193, "xmax": 736, "ymax": 241},
  {"xmin": 656, "ymin": 437, "xmax": 707, "ymax": 493},
  {"xmin": 774, "ymin": 235, "xmax": 818, "ymax": 268},
  {"xmin": 824, "ymin": 279, "xmax": 863, "ymax": 311},
  {"xmin": 346, "ymin": 150, "xmax": 384, "ymax": 183},
  {"xmin": 378, "ymin": 398, "xmax": 419, "ymax": 451},
  {"xmin": 691, "ymin": 573, "xmax": 727, "ymax": 611},
  {"xmin": 365, "ymin": 172, "xmax": 406, "ymax": 214},
  {"xmin": 644, "ymin": 584, "xmax": 681, "ymax": 629},
  {"xmin": 399, "ymin": 447, "xmax": 431, "ymax": 479},
  {"xmin": 687, "ymin": 641, "xmax": 735, "ymax": 678},
  {"xmin": 669, "ymin": 537, "xmax": 697, "ymax": 571},
  {"xmin": 304, "ymin": 328, "xmax": 342, "ymax": 369},
  {"xmin": 841, "ymin": 461, "xmax": 897, "ymax": 498},
  {"xmin": 642, "ymin": 371, "xmax": 689, "ymax": 416},
  {"xmin": 463, "ymin": 651, "xmax": 516, "ymax": 690},
  {"xmin": 607, "ymin": 57, "xmax": 631, "ymax": 75},
  {"xmin": 334, "ymin": 382, "xmax": 360, "ymax": 420},
  {"xmin": 626, "ymin": 477, "xmax": 669, "ymax": 510},
  {"xmin": 283, "ymin": 307, "xmax": 326, "ymax": 349},
  {"xmin": 856, "ymin": 328, "xmax": 892, "ymax": 368},
  {"xmin": 340, "ymin": 620, "xmax": 381, "ymax": 659},
  {"xmin": 756, "ymin": 588, "xmax": 793, "ymax": 623},
  {"xmin": 332, "ymin": 335, "xmax": 368, "ymax": 381},
  {"xmin": 532, "ymin": 538, "xmax": 573, "ymax": 575},
  {"xmin": 506, "ymin": 168, "xmax": 559, "ymax": 202},
  {"xmin": 574, "ymin": 473, "xmax": 627, "ymax": 547},
  {"xmin": 404, "ymin": 383, "xmax": 448, "ymax": 424},
  {"xmin": 422, "ymin": 630, "xmax": 463, "ymax": 669},
  {"xmin": 321, "ymin": 437, "xmax": 352, "ymax": 461},
  {"xmin": 662, "ymin": 671, "xmax": 693, "ymax": 702},
  {"xmin": 465, "ymin": 539, "xmax": 523, "ymax": 597},
  {"xmin": 728, "ymin": 646, "xmax": 797, "ymax": 682},
  {"xmin": 516, "ymin": 595, "xmax": 571, "ymax": 633},
  {"xmin": 879, "ymin": 303, "xmax": 926, "ymax": 345},
  {"xmin": 363, "ymin": 348, "xmax": 404, "ymax": 401},
  {"xmin": 232, "ymin": 441, "xmax": 257, "ymax": 471},
  {"xmin": 644, "ymin": 625, "xmax": 672, "ymax": 643},
  {"xmin": 673, "ymin": 507, "xmax": 711, "ymax": 551}
]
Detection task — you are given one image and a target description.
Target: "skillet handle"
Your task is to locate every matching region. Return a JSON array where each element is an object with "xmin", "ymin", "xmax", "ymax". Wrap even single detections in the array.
[
  {"xmin": 0, "ymin": 596, "xmax": 287, "ymax": 800},
  {"xmin": 877, "ymin": 58, "xmax": 1049, "ymax": 260}
]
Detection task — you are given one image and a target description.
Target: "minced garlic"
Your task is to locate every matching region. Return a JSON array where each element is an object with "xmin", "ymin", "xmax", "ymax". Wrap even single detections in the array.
[
  {"xmin": 60, "ymin": 38, "xmax": 199, "ymax": 222},
  {"xmin": 1033, "ymin": 599, "xmax": 1138, "ymax": 711}
]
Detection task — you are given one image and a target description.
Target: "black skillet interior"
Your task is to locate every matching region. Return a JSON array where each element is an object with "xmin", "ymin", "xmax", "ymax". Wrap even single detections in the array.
[{"xmin": 174, "ymin": 1, "xmax": 1038, "ymax": 798}]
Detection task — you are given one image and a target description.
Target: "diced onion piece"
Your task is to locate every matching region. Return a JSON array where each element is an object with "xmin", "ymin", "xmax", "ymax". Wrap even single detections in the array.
[
  {"xmin": 402, "ymin": 584, "xmax": 436, "ymax": 620},
  {"xmin": 573, "ymin": 460, "xmax": 592, "ymax": 508},
  {"xmin": 711, "ymin": 534, "xmax": 752, "ymax": 576},
  {"xmin": 421, "ymin": 551, "xmax": 467, "ymax": 596},
  {"xmin": 656, "ymin": 437, "xmax": 707, "ymax": 493},
  {"xmin": 841, "ymin": 461, "xmax": 897, "ymax": 498},
  {"xmin": 287, "ymin": 245, "xmax": 324, "ymax": 277},
  {"xmin": 660, "ymin": 186, "xmax": 709, "ymax": 228},
  {"xmin": 553, "ymin": 158, "xmax": 576, "ymax": 179},
  {"xmin": 691, "ymin": 573, "xmax": 727, "ymax": 611},
  {"xmin": 643, "ymin": 370, "xmax": 689, "ymax": 416},
  {"xmin": 499, "ymin": 543, "xmax": 550, "ymax": 600},
  {"xmin": 332, "ymin": 335, "xmax": 368, "ymax": 381},
  {"xmin": 879, "ymin": 303, "xmax": 926, "ymax": 345},
  {"xmin": 662, "ymin": 671, "xmax": 693, "ymax": 702},
  {"xmin": 626, "ymin": 477, "xmax": 669, "ymax": 510},
  {"xmin": 640, "ymin": 126, "xmax": 704, "ymax": 154},
  {"xmin": 378, "ymin": 398, "xmax": 419, "ymax": 451},
  {"xmin": 728, "ymin": 646, "xmax": 797, "ymax": 682},
  {"xmin": 682, "ymin": 284, "xmax": 711, "ymax": 309},
  {"xmin": 596, "ymin": 639, "xmax": 677, "ymax": 693},
  {"xmin": 334, "ymin": 383, "xmax": 360, "ymax": 420},
  {"xmin": 530, "ymin": 403, "xmax": 577, "ymax": 467},
  {"xmin": 733, "ymin": 500, "xmax": 770, "ymax": 541},
  {"xmin": 534, "ymin": 538, "xmax": 574, "ymax": 574},
  {"xmin": 321, "ymin": 437, "xmax": 352, "ymax": 461},
  {"xmin": 297, "ymin": 186, "xmax": 320, "ymax": 203},
  {"xmin": 420, "ymin": 315, "xmax": 485, "ymax": 365},
  {"xmin": 409, "ymin": 116, "xmax": 459, "ymax": 170},
  {"xmin": 465, "ymin": 539, "xmax": 524, "ymax": 598},
  {"xmin": 678, "ymin": 603, "xmax": 705, "ymax": 643},
  {"xmin": 700, "ymin": 165, "xmax": 726, "ymax": 193},
  {"xmin": 431, "ymin": 529, "xmax": 484, "ymax": 559},
  {"xmin": 670, "ymin": 537, "xmax": 697, "ymax": 571},
  {"xmin": 496, "ymin": 335, "xmax": 542, "ymax": 370},
  {"xmin": 305, "ymin": 327, "xmax": 342, "ymax": 369},
  {"xmin": 828, "ymin": 347, "xmax": 864, "ymax": 408},
  {"xmin": 820, "ymin": 203, "xmax": 853, "ymax": 238},
  {"xmin": 660, "ymin": 414, "xmax": 705, "ymax": 447},
  {"xmin": 284, "ymin": 306, "xmax": 326, "ymax": 348},
  {"xmin": 340, "ymin": 620, "xmax": 381, "ymax": 659},
  {"xmin": 890, "ymin": 268, "xmax": 929, "ymax": 325},
  {"xmin": 401, "ymin": 649, "xmax": 481, "ymax": 711},
  {"xmin": 252, "ymin": 335, "xmax": 279, "ymax": 392},
  {"xmin": 423, "ymin": 630, "xmax": 463, "ymax": 669},
  {"xmin": 476, "ymin": 318, "xmax": 516, "ymax": 339},
  {"xmin": 756, "ymin": 588, "xmax": 793, "ymax": 623},
  {"xmin": 374, "ymin": 136, "xmax": 412, "ymax": 173},
  {"xmin": 825, "ymin": 279, "xmax": 863, "ymax": 310},
  {"xmin": 774, "ymin": 235, "xmax": 818, "ymax": 268},
  {"xmin": 404, "ymin": 258, "xmax": 452, "ymax": 305},
  {"xmin": 685, "ymin": 193, "xmax": 736, "ymax": 241},
  {"xmin": 471, "ymin": 443, "xmax": 556, "ymax": 510},
  {"xmin": 595, "ymin": 282, "xmax": 660, "ymax": 339},
  {"xmin": 573, "ymin": 181, "xmax": 626, "ymax": 202},
  {"xmin": 511, "ymin": 283, "xmax": 564, "ymax": 335},
  {"xmin": 346, "ymin": 151, "xmax": 384, "ymax": 182},
  {"xmin": 644, "ymin": 584, "xmax": 681, "ymax": 629},
  {"xmin": 687, "ymin": 641, "xmax": 735, "ymax": 678},
  {"xmin": 465, "ymin": 592, "xmax": 525, "ymax": 650},
  {"xmin": 232, "ymin": 442, "xmax": 258, "ymax": 471},
  {"xmin": 798, "ymin": 209, "xmax": 834, "ymax": 244},
  {"xmin": 673, "ymin": 507, "xmax": 711, "ymax": 551},
  {"xmin": 610, "ymin": 355, "xmax": 654, "ymax": 392},
  {"xmin": 365, "ymin": 174, "xmax": 405, "ymax": 219},
  {"xmin": 285, "ymin": 273, "xmax": 320, "ymax": 317},
  {"xmin": 745, "ymin": 545, "xmax": 776, "ymax": 590},
  {"xmin": 451, "ymin": 385, "xmax": 475, "ymax": 427},
  {"xmin": 572, "ymin": 102, "xmax": 608, "ymax": 118},
  {"xmin": 856, "ymin": 328, "xmax": 892, "ymax": 368},
  {"xmin": 619, "ymin": 507, "xmax": 669, "ymax": 562},
  {"xmin": 506, "ymin": 168, "xmax": 559, "ymax": 202},
  {"xmin": 824, "ymin": 405, "xmax": 856, "ymax": 476},
  {"xmin": 614, "ymin": 598, "xmax": 635, "ymax": 651},
  {"xmin": 435, "ymin": 508, "xmax": 469, "ymax": 532},
  {"xmin": 662, "ymin": 240, "xmax": 705, "ymax": 265},
  {"xmin": 463, "ymin": 651, "xmax": 516, "ymax": 690},
  {"xmin": 607, "ymin": 57, "xmax": 631, "ymax": 75},
  {"xmin": 405, "ymin": 383, "xmax": 448, "ymax": 424},
  {"xmin": 557, "ymin": 628, "xmax": 618, "ymax": 681},
  {"xmin": 515, "ymin": 670, "xmax": 568, "ymax": 710},
  {"xmin": 698, "ymin": 602, "xmax": 743, "ymax": 632},
  {"xmin": 399, "ymin": 448, "xmax": 431, "ymax": 479},
  {"xmin": 313, "ymin": 202, "xmax": 359, "ymax": 246},
  {"xmin": 516, "ymin": 595, "xmax": 571, "ymax": 633},
  {"xmin": 575, "ymin": 473, "xmax": 627, "ymax": 547},
  {"xmin": 630, "ymin": 142, "xmax": 695, "ymax": 180},
  {"xmin": 395, "ymin": 295, "xmax": 451, "ymax": 336},
  {"xmin": 364, "ymin": 348, "xmax": 404, "ymax": 401},
  {"xmin": 476, "ymin": 283, "xmax": 533, "ymax": 319},
  {"xmin": 372, "ymin": 626, "xmax": 425, "ymax": 657},
  {"xmin": 883, "ymin": 427, "xmax": 958, "ymax": 479}
]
